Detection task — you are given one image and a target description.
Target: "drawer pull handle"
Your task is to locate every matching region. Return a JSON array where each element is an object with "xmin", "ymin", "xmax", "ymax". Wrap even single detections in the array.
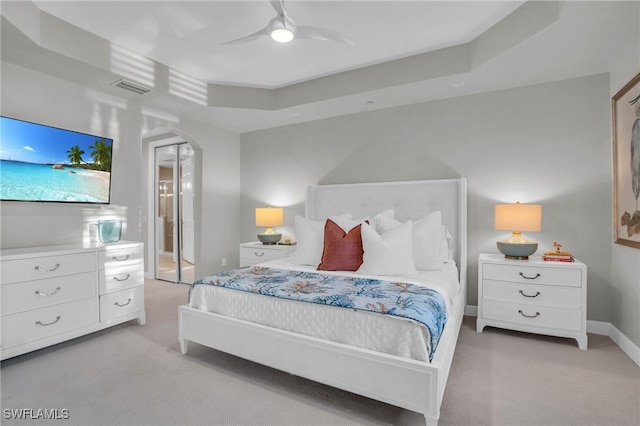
[
  {"xmin": 35, "ymin": 286, "xmax": 61, "ymax": 297},
  {"xmin": 254, "ymin": 252, "xmax": 265, "ymax": 257},
  {"xmin": 518, "ymin": 310, "xmax": 540, "ymax": 319},
  {"xmin": 34, "ymin": 263, "xmax": 60, "ymax": 273},
  {"xmin": 114, "ymin": 298, "xmax": 132, "ymax": 307},
  {"xmin": 519, "ymin": 272, "xmax": 541, "ymax": 280},
  {"xmin": 519, "ymin": 290, "xmax": 541, "ymax": 298},
  {"xmin": 113, "ymin": 255, "xmax": 130, "ymax": 261},
  {"xmin": 36, "ymin": 316, "xmax": 61, "ymax": 326},
  {"xmin": 113, "ymin": 274, "xmax": 131, "ymax": 282}
]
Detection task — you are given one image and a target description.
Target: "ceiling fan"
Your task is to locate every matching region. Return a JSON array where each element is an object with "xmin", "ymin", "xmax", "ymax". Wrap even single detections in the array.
[{"xmin": 221, "ymin": 0, "xmax": 354, "ymax": 45}]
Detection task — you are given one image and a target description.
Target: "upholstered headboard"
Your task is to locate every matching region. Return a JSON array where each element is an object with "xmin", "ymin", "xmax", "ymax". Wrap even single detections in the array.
[{"xmin": 305, "ymin": 178, "xmax": 467, "ymax": 287}]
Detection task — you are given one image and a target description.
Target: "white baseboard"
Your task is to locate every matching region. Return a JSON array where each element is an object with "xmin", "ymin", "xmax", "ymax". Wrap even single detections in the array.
[
  {"xmin": 466, "ymin": 305, "xmax": 640, "ymax": 367},
  {"xmin": 464, "ymin": 305, "xmax": 478, "ymax": 317},
  {"xmin": 587, "ymin": 319, "xmax": 640, "ymax": 367}
]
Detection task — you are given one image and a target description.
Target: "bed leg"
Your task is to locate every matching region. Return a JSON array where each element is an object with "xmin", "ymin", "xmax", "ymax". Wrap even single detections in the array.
[
  {"xmin": 179, "ymin": 337, "xmax": 189, "ymax": 355},
  {"xmin": 424, "ymin": 415, "xmax": 438, "ymax": 426}
]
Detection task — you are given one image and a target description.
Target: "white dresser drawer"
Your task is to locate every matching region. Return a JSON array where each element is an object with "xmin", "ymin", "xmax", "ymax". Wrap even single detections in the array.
[
  {"xmin": 100, "ymin": 244, "xmax": 143, "ymax": 270},
  {"xmin": 99, "ymin": 286, "xmax": 144, "ymax": 323},
  {"xmin": 1, "ymin": 272, "xmax": 96, "ymax": 315},
  {"xmin": 1, "ymin": 252, "xmax": 96, "ymax": 285},
  {"xmin": 482, "ymin": 280, "xmax": 581, "ymax": 309},
  {"xmin": 99, "ymin": 264, "xmax": 144, "ymax": 294},
  {"xmin": 483, "ymin": 263, "xmax": 582, "ymax": 287},
  {"xmin": 483, "ymin": 299, "xmax": 582, "ymax": 331},
  {"xmin": 1, "ymin": 298, "xmax": 98, "ymax": 348}
]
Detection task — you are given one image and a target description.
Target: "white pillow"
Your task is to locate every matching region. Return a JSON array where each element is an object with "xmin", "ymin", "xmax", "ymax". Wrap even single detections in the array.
[
  {"xmin": 412, "ymin": 211, "xmax": 445, "ymax": 270},
  {"xmin": 293, "ymin": 216, "xmax": 324, "ymax": 266},
  {"xmin": 440, "ymin": 225, "xmax": 454, "ymax": 261},
  {"xmin": 339, "ymin": 209, "xmax": 395, "ymax": 233},
  {"xmin": 329, "ymin": 215, "xmax": 363, "ymax": 233},
  {"xmin": 358, "ymin": 221, "xmax": 417, "ymax": 276},
  {"xmin": 376, "ymin": 211, "xmax": 445, "ymax": 270},
  {"xmin": 368, "ymin": 208, "xmax": 395, "ymax": 233},
  {"xmin": 293, "ymin": 214, "xmax": 351, "ymax": 266}
]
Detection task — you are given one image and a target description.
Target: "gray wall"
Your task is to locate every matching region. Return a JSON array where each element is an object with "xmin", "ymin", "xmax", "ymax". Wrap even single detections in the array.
[
  {"xmin": 608, "ymin": 1, "xmax": 640, "ymax": 347},
  {"xmin": 241, "ymin": 74, "xmax": 615, "ymax": 327},
  {"xmin": 1, "ymin": 61, "xmax": 242, "ymax": 278}
]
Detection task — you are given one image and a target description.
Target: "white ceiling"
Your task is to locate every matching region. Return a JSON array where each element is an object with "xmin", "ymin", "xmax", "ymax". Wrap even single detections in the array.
[
  {"xmin": 32, "ymin": 1, "xmax": 524, "ymax": 88},
  {"xmin": 1, "ymin": 1, "xmax": 627, "ymax": 133}
]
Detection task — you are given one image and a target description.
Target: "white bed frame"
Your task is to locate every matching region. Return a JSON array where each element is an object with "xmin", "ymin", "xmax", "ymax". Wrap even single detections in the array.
[{"xmin": 179, "ymin": 178, "xmax": 467, "ymax": 425}]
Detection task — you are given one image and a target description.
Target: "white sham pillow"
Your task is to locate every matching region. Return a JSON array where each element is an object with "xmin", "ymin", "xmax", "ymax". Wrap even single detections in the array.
[
  {"xmin": 293, "ymin": 214, "xmax": 351, "ymax": 266},
  {"xmin": 440, "ymin": 225, "xmax": 454, "ymax": 262},
  {"xmin": 357, "ymin": 221, "xmax": 417, "ymax": 276},
  {"xmin": 413, "ymin": 211, "xmax": 445, "ymax": 270},
  {"xmin": 336, "ymin": 209, "xmax": 395, "ymax": 233},
  {"xmin": 329, "ymin": 215, "xmax": 364, "ymax": 233},
  {"xmin": 368, "ymin": 208, "xmax": 395, "ymax": 233},
  {"xmin": 376, "ymin": 211, "xmax": 445, "ymax": 270}
]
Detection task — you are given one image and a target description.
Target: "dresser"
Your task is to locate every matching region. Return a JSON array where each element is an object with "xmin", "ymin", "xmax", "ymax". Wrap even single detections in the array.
[
  {"xmin": 476, "ymin": 253, "xmax": 587, "ymax": 349},
  {"xmin": 1, "ymin": 241, "xmax": 146, "ymax": 360},
  {"xmin": 239, "ymin": 242, "xmax": 296, "ymax": 267}
]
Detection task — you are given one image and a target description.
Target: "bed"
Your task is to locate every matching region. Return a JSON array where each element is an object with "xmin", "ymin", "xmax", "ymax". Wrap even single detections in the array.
[{"xmin": 179, "ymin": 178, "xmax": 467, "ymax": 426}]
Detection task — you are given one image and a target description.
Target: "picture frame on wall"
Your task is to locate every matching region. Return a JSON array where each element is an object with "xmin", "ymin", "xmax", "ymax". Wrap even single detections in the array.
[{"xmin": 612, "ymin": 71, "xmax": 640, "ymax": 249}]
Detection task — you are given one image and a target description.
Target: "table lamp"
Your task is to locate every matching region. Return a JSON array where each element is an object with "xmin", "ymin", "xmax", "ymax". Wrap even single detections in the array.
[
  {"xmin": 256, "ymin": 207, "xmax": 283, "ymax": 245},
  {"xmin": 494, "ymin": 202, "xmax": 542, "ymax": 259}
]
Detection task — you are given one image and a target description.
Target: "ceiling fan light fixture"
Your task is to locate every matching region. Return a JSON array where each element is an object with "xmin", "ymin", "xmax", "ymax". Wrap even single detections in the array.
[{"xmin": 271, "ymin": 28, "xmax": 294, "ymax": 43}]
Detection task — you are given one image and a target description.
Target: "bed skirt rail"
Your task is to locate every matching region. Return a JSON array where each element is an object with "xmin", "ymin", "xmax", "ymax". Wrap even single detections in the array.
[{"xmin": 179, "ymin": 294, "xmax": 464, "ymax": 425}]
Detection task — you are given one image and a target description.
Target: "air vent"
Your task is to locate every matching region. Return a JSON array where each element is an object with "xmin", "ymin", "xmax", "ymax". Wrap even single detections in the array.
[{"xmin": 111, "ymin": 78, "xmax": 152, "ymax": 95}]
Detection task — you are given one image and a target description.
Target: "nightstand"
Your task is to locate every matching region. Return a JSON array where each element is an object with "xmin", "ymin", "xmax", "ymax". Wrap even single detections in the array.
[
  {"xmin": 476, "ymin": 253, "xmax": 587, "ymax": 349},
  {"xmin": 239, "ymin": 242, "xmax": 296, "ymax": 267}
]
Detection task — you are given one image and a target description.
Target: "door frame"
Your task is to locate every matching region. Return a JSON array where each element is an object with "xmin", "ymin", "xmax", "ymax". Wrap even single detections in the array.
[{"xmin": 144, "ymin": 129, "xmax": 202, "ymax": 283}]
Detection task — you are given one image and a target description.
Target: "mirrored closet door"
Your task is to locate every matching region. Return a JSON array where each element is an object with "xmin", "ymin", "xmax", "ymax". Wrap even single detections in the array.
[{"xmin": 154, "ymin": 143, "xmax": 195, "ymax": 283}]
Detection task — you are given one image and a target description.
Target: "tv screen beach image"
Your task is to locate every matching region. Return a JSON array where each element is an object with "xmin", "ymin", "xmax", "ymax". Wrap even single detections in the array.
[{"xmin": 0, "ymin": 117, "xmax": 112, "ymax": 204}]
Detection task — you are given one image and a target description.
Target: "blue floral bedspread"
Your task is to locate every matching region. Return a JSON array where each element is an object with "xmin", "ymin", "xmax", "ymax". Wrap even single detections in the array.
[{"xmin": 190, "ymin": 266, "xmax": 448, "ymax": 361}]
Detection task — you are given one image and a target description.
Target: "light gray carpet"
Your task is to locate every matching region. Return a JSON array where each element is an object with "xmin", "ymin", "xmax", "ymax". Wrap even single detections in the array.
[{"xmin": 1, "ymin": 279, "xmax": 638, "ymax": 426}]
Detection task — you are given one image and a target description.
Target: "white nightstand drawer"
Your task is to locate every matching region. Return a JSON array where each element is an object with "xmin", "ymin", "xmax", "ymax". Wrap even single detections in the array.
[
  {"xmin": 483, "ymin": 299, "xmax": 582, "ymax": 331},
  {"xmin": 99, "ymin": 286, "xmax": 144, "ymax": 323},
  {"xmin": 483, "ymin": 263, "xmax": 582, "ymax": 287},
  {"xmin": 477, "ymin": 254, "xmax": 587, "ymax": 349},
  {"xmin": 1, "ymin": 298, "xmax": 97, "ymax": 348},
  {"xmin": 100, "ymin": 244, "xmax": 143, "ymax": 270},
  {"xmin": 482, "ymin": 280, "xmax": 581, "ymax": 309},
  {"xmin": 241, "ymin": 247, "xmax": 283, "ymax": 263},
  {"xmin": 1, "ymin": 272, "xmax": 96, "ymax": 315},
  {"xmin": 99, "ymin": 264, "xmax": 144, "ymax": 294},
  {"xmin": 239, "ymin": 242, "xmax": 296, "ymax": 267},
  {"xmin": 1, "ymin": 252, "xmax": 96, "ymax": 285}
]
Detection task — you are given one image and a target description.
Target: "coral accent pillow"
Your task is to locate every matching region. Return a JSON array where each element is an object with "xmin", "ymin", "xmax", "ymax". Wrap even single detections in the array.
[
  {"xmin": 317, "ymin": 219, "xmax": 364, "ymax": 271},
  {"xmin": 293, "ymin": 214, "xmax": 351, "ymax": 266}
]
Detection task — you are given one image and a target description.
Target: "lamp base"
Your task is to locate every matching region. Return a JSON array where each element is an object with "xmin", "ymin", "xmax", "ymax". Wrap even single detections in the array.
[
  {"xmin": 496, "ymin": 241, "xmax": 538, "ymax": 260},
  {"xmin": 258, "ymin": 233, "xmax": 282, "ymax": 245}
]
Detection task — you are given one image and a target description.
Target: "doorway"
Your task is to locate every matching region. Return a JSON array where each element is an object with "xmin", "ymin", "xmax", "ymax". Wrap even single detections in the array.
[{"xmin": 154, "ymin": 143, "xmax": 195, "ymax": 283}]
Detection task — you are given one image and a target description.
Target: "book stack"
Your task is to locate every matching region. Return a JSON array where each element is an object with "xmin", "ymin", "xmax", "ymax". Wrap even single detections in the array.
[{"xmin": 543, "ymin": 249, "xmax": 574, "ymax": 262}]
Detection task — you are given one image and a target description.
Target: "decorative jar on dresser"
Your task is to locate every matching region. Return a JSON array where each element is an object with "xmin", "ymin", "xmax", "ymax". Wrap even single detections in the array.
[
  {"xmin": 239, "ymin": 242, "xmax": 296, "ymax": 267},
  {"xmin": 0, "ymin": 241, "xmax": 146, "ymax": 361},
  {"xmin": 476, "ymin": 253, "xmax": 587, "ymax": 349}
]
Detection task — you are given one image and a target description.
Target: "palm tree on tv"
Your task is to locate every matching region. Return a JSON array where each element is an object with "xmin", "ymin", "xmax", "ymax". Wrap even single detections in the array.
[
  {"xmin": 66, "ymin": 145, "xmax": 85, "ymax": 165},
  {"xmin": 89, "ymin": 138, "xmax": 112, "ymax": 172}
]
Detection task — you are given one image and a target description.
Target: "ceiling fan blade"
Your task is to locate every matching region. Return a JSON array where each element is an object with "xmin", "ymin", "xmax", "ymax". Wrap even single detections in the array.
[
  {"xmin": 296, "ymin": 26, "xmax": 354, "ymax": 46},
  {"xmin": 220, "ymin": 27, "xmax": 269, "ymax": 45},
  {"xmin": 269, "ymin": 0, "xmax": 286, "ymax": 17}
]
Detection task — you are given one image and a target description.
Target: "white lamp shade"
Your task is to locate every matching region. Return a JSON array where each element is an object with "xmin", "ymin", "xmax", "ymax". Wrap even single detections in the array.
[
  {"xmin": 255, "ymin": 207, "xmax": 284, "ymax": 227},
  {"xmin": 494, "ymin": 203, "xmax": 542, "ymax": 232}
]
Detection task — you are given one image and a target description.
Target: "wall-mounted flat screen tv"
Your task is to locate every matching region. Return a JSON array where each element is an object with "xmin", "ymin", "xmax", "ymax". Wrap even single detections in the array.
[{"xmin": 0, "ymin": 116, "xmax": 113, "ymax": 204}]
